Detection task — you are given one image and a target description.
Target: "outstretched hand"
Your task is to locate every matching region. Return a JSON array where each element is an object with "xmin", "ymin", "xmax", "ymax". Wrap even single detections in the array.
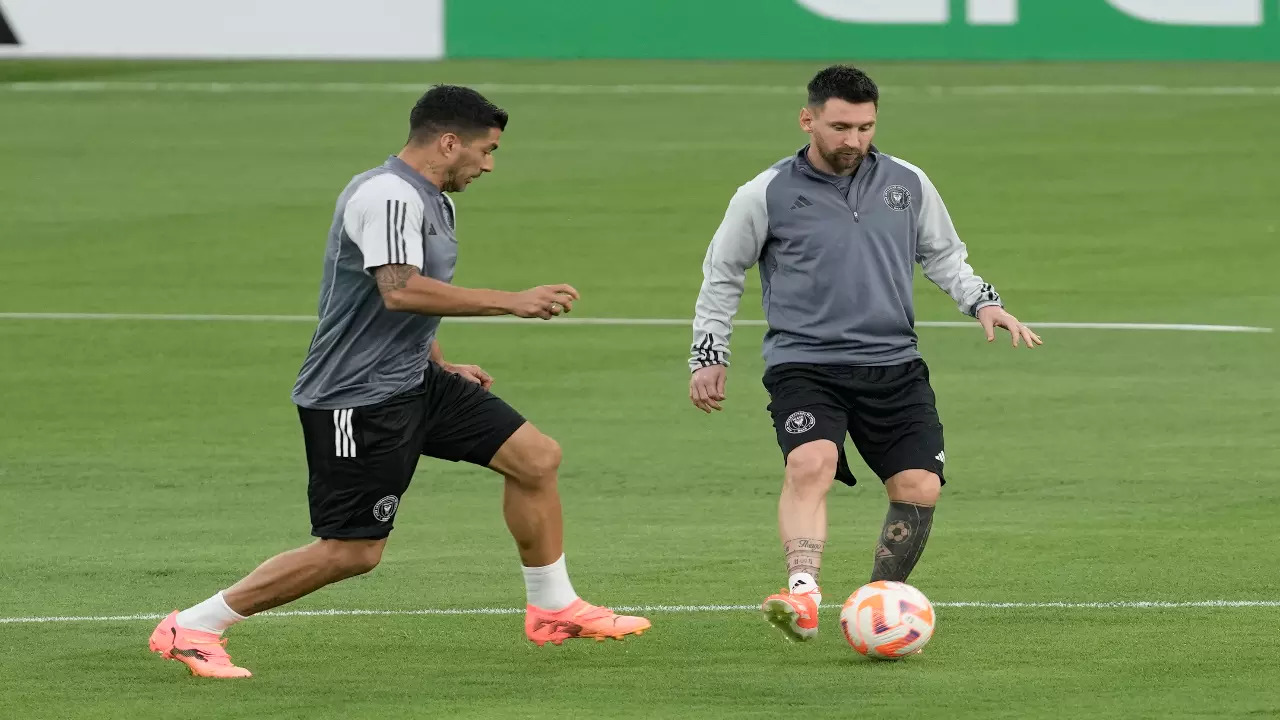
[{"xmin": 977, "ymin": 306, "xmax": 1042, "ymax": 348}]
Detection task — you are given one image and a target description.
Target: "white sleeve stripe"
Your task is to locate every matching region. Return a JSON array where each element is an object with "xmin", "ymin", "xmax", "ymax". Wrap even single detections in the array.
[
  {"xmin": 384, "ymin": 199, "xmax": 395, "ymax": 265},
  {"xmin": 392, "ymin": 199, "xmax": 401, "ymax": 264},
  {"xmin": 347, "ymin": 175, "xmax": 424, "ymax": 270},
  {"xmin": 397, "ymin": 200, "xmax": 407, "ymax": 264},
  {"xmin": 384, "ymin": 199, "xmax": 412, "ymax": 265},
  {"xmin": 381, "ymin": 198, "xmax": 391, "ymax": 266}
]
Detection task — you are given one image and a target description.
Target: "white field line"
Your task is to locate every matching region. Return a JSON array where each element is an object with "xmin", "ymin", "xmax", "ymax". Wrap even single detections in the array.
[
  {"xmin": 2, "ymin": 81, "xmax": 1280, "ymax": 98},
  {"xmin": 0, "ymin": 312, "xmax": 1271, "ymax": 334},
  {"xmin": 3, "ymin": 600, "xmax": 1278, "ymax": 625}
]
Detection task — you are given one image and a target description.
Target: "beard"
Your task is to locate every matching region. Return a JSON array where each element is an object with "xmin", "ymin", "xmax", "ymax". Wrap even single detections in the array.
[
  {"xmin": 821, "ymin": 146, "xmax": 864, "ymax": 175},
  {"xmin": 814, "ymin": 137, "xmax": 864, "ymax": 175},
  {"xmin": 441, "ymin": 162, "xmax": 481, "ymax": 193},
  {"xmin": 442, "ymin": 169, "xmax": 466, "ymax": 193}
]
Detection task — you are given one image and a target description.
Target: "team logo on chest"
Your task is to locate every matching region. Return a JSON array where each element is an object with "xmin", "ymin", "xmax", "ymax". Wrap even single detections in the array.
[{"xmin": 883, "ymin": 185, "xmax": 912, "ymax": 211}]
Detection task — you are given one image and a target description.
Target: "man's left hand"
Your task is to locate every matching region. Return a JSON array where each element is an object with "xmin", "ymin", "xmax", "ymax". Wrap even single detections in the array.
[
  {"xmin": 443, "ymin": 363, "xmax": 494, "ymax": 389},
  {"xmin": 977, "ymin": 306, "xmax": 1043, "ymax": 348}
]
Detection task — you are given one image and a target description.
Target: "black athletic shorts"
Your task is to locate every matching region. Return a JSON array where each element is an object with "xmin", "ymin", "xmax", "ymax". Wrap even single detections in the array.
[
  {"xmin": 762, "ymin": 359, "xmax": 946, "ymax": 487},
  {"xmin": 297, "ymin": 363, "xmax": 527, "ymax": 540}
]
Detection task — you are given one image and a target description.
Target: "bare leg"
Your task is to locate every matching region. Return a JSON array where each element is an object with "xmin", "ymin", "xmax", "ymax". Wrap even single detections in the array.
[
  {"xmin": 778, "ymin": 440, "xmax": 838, "ymax": 587},
  {"xmin": 484, "ymin": 422, "xmax": 651, "ymax": 642},
  {"xmin": 488, "ymin": 423, "xmax": 564, "ymax": 568},
  {"xmin": 222, "ymin": 538, "xmax": 386, "ymax": 616}
]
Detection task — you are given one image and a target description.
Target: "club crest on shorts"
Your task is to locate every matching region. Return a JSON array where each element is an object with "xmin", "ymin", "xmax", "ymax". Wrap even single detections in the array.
[
  {"xmin": 372, "ymin": 495, "xmax": 399, "ymax": 523},
  {"xmin": 784, "ymin": 410, "xmax": 816, "ymax": 435},
  {"xmin": 884, "ymin": 185, "xmax": 912, "ymax": 211}
]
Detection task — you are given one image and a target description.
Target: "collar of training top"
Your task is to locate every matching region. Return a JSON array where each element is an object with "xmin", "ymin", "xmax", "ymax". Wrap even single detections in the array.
[
  {"xmin": 794, "ymin": 144, "xmax": 880, "ymax": 182},
  {"xmin": 384, "ymin": 155, "xmax": 442, "ymax": 195}
]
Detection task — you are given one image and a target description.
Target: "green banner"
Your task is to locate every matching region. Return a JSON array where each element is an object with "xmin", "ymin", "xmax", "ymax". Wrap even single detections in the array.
[{"xmin": 446, "ymin": 0, "xmax": 1280, "ymax": 60}]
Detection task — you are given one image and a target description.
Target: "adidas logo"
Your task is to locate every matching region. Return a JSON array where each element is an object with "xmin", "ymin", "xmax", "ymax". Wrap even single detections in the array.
[
  {"xmin": 427, "ymin": 223, "xmax": 438, "ymax": 236},
  {"xmin": 790, "ymin": 195, "xmax": 813, "ymax": 210},
  {"xmin": 935, "ymin": 451, "xmax": 946, "ymax": 464}
]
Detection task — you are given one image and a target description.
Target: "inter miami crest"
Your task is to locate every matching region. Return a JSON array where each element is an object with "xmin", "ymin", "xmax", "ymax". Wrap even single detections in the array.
[
  {"xmin": 784, "ymin": 411, "xmax": 816, "ymax": 435},
  {"xmin": 372, "ymin": 495, "xmax": 400, "ymax": 523},
  {"xmin": 884, "ymin": 184, "xmax": 912, "ymax": 211},
  {"xmin": 0, "ymin": 2, "xmax": 18, "ymax": 45}
]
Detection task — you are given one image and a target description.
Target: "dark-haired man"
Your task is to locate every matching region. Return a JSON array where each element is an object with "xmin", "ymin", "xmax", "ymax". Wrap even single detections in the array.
[
  {"xmin": 149, "ymin": 86, "xmax": 649, "ymax": 678},
  {"xmin": 687, "ymin": 66, "xmax": 1041, "ymax": 642}
]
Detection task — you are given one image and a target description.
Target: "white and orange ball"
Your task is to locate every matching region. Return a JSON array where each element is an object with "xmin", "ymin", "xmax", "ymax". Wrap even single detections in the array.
[{"xmin": 839, "ymin": 581, "xmax": 935, "ymax": 659}]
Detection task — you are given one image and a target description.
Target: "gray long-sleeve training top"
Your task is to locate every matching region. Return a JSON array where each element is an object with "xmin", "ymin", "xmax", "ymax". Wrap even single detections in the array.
[{"xmin": 690, "ymin": 145, "xmax": 1003, "ymax": 372}]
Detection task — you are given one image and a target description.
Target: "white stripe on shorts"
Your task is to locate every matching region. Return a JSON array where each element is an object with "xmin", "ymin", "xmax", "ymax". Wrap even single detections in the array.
[{"xmin": 333, "ymin": 409, "xmax": 356, "ymax": 458}]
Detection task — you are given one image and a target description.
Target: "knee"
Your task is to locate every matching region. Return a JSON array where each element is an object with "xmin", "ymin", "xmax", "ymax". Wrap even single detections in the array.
[
  {"xmin": 886, "ymin": 470, "xmax": 942, "ymax": 506},
  {"xmin": 317, "ymin": 539, "xmax": 384, "ymax": 577},
  {"xmin": 513, "ymin": 434, "xmax": 561, "ymax": 488},
  {"xmin": 784, "ymin": 441, "xmax": 838, "ymax": 495}
]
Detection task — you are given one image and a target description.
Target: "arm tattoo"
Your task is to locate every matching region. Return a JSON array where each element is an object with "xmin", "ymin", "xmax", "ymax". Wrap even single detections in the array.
[{"xmin": 375, "ymin": 264, "xmax": 416, "ymax": 295}]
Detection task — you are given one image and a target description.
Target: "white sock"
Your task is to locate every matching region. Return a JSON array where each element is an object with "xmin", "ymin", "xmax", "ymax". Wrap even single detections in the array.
[
  {"xmin": 788, "ymin": 572, "xmax": 822, "ymax": 605},
  {"xmin": 175, "ymin": 591, "xmax": 247, "ymax": 635},
  {"xmin": 522, "ymin": 554, "xmax": 579, "ymax": 611}
]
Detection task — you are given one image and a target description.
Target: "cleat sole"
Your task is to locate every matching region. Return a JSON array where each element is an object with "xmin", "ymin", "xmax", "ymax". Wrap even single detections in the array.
[
  {"xmin": 528, "ymin": 621, "xmax": 651, "ymax": 646},
  {"xmin": 761, "ymin": 599, "xmax": 817, "ymax": 643}
]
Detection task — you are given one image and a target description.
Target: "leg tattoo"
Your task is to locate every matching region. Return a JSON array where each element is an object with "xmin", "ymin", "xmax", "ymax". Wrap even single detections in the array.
[
  {"xmin": 871, "ymin": 501, "xmax": 935, "ymax": 583},
  {"xmin": 784, "ymin": 538, "xmax": 826, "ymax": 581}
]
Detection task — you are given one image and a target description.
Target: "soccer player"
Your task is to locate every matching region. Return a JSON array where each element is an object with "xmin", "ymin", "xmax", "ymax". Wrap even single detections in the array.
[
  {"xmin": 149, "ymin": 86, "xmax": 650, "ymax": 678},
  {"xmin": 687, "ymin": 66, "xmax": 1041, "ymax": 642}
]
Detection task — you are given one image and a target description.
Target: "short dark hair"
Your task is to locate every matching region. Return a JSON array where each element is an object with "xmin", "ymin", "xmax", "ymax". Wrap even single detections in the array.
[
  {"xmin": 807, "ymin": 65, "xmax": 879, "ymax": 107},
  {"xmin": 408, "ymin": 85, "xmax": 508, "ymax": 144}
]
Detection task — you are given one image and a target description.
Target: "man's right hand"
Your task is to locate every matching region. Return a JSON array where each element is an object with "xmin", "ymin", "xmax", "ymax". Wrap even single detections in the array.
[
  {"xmin": 690, "ymin": 364, "xmax": 727, "ymax": 413},
  {"xmin": 506, "ymin": 284, "xmax": 580, "ymax": 320}
]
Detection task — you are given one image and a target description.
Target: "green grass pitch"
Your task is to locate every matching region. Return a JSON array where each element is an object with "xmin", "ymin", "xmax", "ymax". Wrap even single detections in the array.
[{"xmin": 1, "ymin": 59, "xmax": 1278, "ymax": 719}]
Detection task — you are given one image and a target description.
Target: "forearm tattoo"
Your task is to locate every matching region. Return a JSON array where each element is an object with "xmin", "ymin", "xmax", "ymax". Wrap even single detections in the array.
[
  {"xmin": 784, "ymin": 538, "xmax": 826, "ymax": 578},
  {"xmin": 375, "ymin": 264, "xmax": 416, "ymax": 295}
]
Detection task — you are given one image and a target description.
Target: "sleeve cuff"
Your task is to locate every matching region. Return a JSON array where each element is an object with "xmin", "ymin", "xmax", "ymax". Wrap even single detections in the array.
[
  {"xmin": 689, "ymin": 358, "xmax": 729, "ymax": 373},
  {"xmin": 967, "ymin": 283, "xmax": 1003, "ymax": 317},
  {"xmin": 971, "ymin": 299, "xmax": 1003, "ymax": 317}
]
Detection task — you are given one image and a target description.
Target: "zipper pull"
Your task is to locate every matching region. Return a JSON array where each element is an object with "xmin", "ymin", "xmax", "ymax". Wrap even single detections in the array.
[{"xmin": 853, "ymin": 211, "xmax": 860, "ymax": 223}]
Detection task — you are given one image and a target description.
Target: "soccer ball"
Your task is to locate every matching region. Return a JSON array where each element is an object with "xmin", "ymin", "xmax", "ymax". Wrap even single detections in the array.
[{"xmin": 839, "ymin": 580, "xmax": 935, "ymax": 659}]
